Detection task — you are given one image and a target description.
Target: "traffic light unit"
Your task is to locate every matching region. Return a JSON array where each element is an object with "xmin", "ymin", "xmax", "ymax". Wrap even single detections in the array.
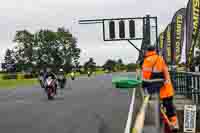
[
  {"xmin": 129, "ymin": 20, "xmax": 135, "ymax": 38},
  {"xmin": 109, "ymin": 20, "xmax": 135, "ymax": 40},
  {"xmin": 119, "ymin": 20, "xmax": 125, "ymax": 38},
  {"xmin": 109, "ymin": 21, "xmax": 115, "ymax": 39}
]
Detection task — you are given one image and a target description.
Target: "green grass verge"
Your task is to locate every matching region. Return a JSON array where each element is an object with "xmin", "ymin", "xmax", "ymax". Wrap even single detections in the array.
[
  {"xmin": 0, "ymin": 74, "xmax": 3, "ymax": 80},
  {"xmin": 0, "ymin": 70, "xmax": 106, "ymax": 89},
  {"xmin": 65, "ymin": 72, "xmax": 81, "ymax": 77},
  {"xmin": 95, "ymin": 70, "xmax": 105, "ymax": 75},
  {"xmin": 65, "ymin": 71, "xmax": 105, "ymax": 77},
  {"xmin": 0, "ymin": 79, "xmax": 38, "ymax": 89}
]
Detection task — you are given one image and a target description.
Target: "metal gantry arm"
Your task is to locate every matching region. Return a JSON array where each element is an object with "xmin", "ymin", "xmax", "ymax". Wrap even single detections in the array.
[
  {"xmin": 79, "ymin": 17, "xmax": 146, "ymax": 53},
  {"xmin": 79, "ymin": 19, "xmax": 103, "ymax": 24},
  {"xmin": 79, "ymin": 16, "xmax": 158, "ymax": 56}
]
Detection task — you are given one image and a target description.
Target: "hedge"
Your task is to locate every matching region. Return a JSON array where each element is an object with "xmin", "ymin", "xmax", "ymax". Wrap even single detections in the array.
[
  {"xmin": 0, "ymin": 70, "xmax": 106, "ymax": 80},
  {"xmin": 0, "ymin": 73, "xmax": 38, "ymax": 80},
  {"xmin": 2, "ymin": 74, "xmax": 17, "ymax": 80}
]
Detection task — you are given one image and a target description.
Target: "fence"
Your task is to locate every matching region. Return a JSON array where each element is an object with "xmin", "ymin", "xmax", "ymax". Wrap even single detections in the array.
[
  {"xmin": 170, "ymin": 71, "xmax": 200, "ymax": 105},
  {"xmin": 128, "ymin": 71, "xmax": 200, "ymax": 133}
]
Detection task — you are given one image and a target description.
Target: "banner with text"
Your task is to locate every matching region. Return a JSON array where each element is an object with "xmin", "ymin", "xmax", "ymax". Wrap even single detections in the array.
[
  {"xmin": 186, "ymin": 0, "xmax": 200, "ymax": 65},
  {"xmin": 171, "ymin": 8, "xmax": 186, "ymax": 65}
]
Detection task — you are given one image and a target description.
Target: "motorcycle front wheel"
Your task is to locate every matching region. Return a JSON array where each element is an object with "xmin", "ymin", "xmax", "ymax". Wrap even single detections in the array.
[
  {"xmin": 47, "ymin": 88, "xmax": 55, "ymax": 100},
  {"xmin": 47, "ymin": 93, "xmax": 54, "ymax": 100}
]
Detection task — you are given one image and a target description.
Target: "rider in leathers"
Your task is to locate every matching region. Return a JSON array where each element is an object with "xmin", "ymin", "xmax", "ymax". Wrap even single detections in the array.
[{"xmin": 43, "ymin": 68, "xmax": 58, "ymax": 94}]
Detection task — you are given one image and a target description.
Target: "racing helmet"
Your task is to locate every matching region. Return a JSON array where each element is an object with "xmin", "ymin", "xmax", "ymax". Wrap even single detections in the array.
[
  {"xmin": 59, "ymin": 68, "xmax": 64, "ymax": 72},
  {"xmin": 46, "ymin": 68, "xmax": 51, "ymax": 73}
]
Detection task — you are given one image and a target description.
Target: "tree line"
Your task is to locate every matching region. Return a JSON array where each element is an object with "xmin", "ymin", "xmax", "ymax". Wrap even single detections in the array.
[
  {"xmin": 83, "ymin": 58, "xmax": 138, "ymax": 72},
  {"xmin": 2, "ymin": 27, "xmax": 138, "ymax": 73},
  {"xmin": 3, "ymin": 27, "xmax": 81, "ymax": 73}
]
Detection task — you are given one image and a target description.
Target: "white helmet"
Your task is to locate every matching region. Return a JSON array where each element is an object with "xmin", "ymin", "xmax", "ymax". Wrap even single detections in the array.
[
  {"xmin": 59, "ymin": 68, "xmax": 64, "ymax": 72},
  {"xmin": 46, "ymin": 68, "xmax": 51, "ymax": 72}
]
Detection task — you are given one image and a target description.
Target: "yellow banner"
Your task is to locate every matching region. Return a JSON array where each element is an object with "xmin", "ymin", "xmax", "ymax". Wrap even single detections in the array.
[
  {"xmin": 167, "ymin": 26, "xmax": 171, "ymax": 63},
  {"xmin": 175, "ymin": 15, "xmax": 183, "ymax": 63}
]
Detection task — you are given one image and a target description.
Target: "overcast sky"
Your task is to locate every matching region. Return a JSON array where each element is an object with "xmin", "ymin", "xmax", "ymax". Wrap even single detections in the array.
[{"xmin": 0, "ymin": 0, "xmax": 188, "ymax": 65}]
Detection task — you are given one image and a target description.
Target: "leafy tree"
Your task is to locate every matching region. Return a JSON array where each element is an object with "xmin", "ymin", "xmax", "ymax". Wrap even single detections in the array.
[
  {"xmin": 116, "ymin": 58, "xmax": 126, "ymax": 71},
  {"xmin": 126, "ymin": 63, "xmax": 138, "ymax": 72},
  {"xmin": 3, "ymin": 49, "xmax": 16, "ymax": 72},
  {"xmin": 84, "ymin": 58, "xmax": 96, "ymax": 72},
  {"xmin": 4, "ymin": 49, "xmax": 15, "ymax": 64},
  {"xmin": 13, "ymin": 30, "xmax": 34, "ymax": 71},
  {"xmin": 103, "ymin": 59, "xmax": 116, "ymax": 72},
  {"xmin": 117, "ymin": 59, "xmax": 123, "ymax": 65},
  {"xmin": 9, "ymin": 27, "xmax": 81, "ymax": 72}
]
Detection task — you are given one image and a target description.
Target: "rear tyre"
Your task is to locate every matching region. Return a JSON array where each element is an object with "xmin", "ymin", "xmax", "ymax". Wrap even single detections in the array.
[
  {"xmin": 47, "ymin": 93, "xmax": 54, "ymax": 100},
  {"xmin": 47, "ymin": 88, "xmax": 54, "ymax": 100}
]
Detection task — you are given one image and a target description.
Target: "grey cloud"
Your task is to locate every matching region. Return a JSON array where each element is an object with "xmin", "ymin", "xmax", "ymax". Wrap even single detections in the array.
[{"xmin": 0, "ymin": 0, "xmax": 188, "ymax": 65}]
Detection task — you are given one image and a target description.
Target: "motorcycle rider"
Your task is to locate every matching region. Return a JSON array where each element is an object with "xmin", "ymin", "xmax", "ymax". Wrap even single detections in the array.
[
  {"xmin": 58, "ymin": 69, "xmax": 66, "ymax": 88},
  {"xmin": 38, "ymin": 69, "xmax": 45, "ymax": 88},
  {"xmin": 70, "ymin": 70, "xmax": 75, "ymax": 80},
  {"xmin": 87, "ymin": 71, "xmax": 90, "ymax": 76},
  {"xmin": 87, "ymin": 69, "xmax": 92, "ymax": 77},
  {"xmin": 44, "ymin": 68, "xmax": 58, "ymax": 94},
  {"xmin": 57, "ymin": 68, "xmax": 66, "ymax": 96}
]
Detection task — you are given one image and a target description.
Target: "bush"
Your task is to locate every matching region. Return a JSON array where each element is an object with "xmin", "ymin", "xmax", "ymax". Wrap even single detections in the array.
[
  {"xmin": 0, "ymin": 71, "xmax": 7, "ymax": 74},
  {"xmin": 24, "ymin": 74, "xmax": 33, "ymax": 79},
  {"xmin": 0, "ymin": 72, "xmax": 38, "ymax": 80},
  {"xmin": 80, "ymin": 70, "xmax": 87, "ymax": 74},
  {"xmin": 126, "ymin": 63, "xmax": 139, "ymax": 72},
  {"xmin": 23, "ymin": 73, "xmax": 38, "ymax": 79},
  {"xmin": 2, "ymin": 73, "xmax": 17, "ymax": 80}
]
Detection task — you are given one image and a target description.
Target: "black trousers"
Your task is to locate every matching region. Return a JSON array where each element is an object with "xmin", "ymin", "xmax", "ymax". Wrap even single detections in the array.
[{"xmin": 162, "ymin": 96, "xmax": 176, "ymax": 118}]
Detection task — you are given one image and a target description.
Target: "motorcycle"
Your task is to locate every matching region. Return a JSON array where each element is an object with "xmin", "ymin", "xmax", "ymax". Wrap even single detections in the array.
[
  {"xmin": 58, "ymin": 74, "xmax": 66, "ymax": 96},
  {"xmin": 39, "ymin": 75, "xmax": 45, "ymax": 88},
  {"xmin": 87, "ymin": 71, "xmax": 92, "ymax": 77},
  {"xmin": 58, "ymin": 74, "xmax": 66, "ymax": 89},
  {"xmin": 45, "ymin": 76, "xmax": 57, "ymax": 100},
  {"xmin": 70, "ymin": 72, "xmax": 75, "ymax": 80}
]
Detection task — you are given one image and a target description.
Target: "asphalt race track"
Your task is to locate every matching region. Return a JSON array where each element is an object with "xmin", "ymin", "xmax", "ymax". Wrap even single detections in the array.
[{"xmin": 0, "ymin": 73, "xmax": 134, "ymax": 133}]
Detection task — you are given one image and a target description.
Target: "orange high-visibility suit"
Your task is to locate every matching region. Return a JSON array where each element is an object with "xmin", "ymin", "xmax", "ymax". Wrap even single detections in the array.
[
  {"xmin": 142, "ymin": 50, "xmax": 178, "ymax": 129},
  {"xmin": 142, "ymin": 51, "xmax": 174, "ymax": 99}
]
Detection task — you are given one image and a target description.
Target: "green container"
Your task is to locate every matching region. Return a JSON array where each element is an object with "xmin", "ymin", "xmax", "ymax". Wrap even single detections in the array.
[{"xmin": 112, "ymin": 77, "xmax": 142, "ymax": 89}]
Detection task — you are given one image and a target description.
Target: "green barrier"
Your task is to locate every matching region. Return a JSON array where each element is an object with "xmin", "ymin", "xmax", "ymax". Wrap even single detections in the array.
[{"xmin": 112, "ymin": 77, "xmax": 142, "ymax": 89}]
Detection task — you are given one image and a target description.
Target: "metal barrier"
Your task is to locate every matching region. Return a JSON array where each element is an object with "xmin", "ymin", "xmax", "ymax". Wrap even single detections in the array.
[
  {"xmin": 132, "ymin": 95, "xmax": 150, "ymax": 133},
  {"xmin": 170, "ymin": 71, "xmax": 200, "ymax": 105},
  {"xmin": 127, "ymin": 87, "xmax": 144, "ymax": 133},
  {"xmin": 129, "ymin": 71, "xmax": 200, "ymax": 133}
]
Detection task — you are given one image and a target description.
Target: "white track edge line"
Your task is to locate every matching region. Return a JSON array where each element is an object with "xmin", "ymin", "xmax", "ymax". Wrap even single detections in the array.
[{"xmin": 124, "ymin": 88, "xmax": 136, "ymax": 133}]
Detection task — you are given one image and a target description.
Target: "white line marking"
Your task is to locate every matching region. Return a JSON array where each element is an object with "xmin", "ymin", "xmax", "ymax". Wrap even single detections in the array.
[{"xmin": 124, "ymin": 88, "xmax": 136, "ymax": 133}]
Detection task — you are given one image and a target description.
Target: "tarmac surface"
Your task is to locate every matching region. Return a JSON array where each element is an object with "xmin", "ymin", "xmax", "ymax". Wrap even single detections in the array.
[{"xmin": 0, "ymin": 73, "xmax": 134, "ymax": 133}]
